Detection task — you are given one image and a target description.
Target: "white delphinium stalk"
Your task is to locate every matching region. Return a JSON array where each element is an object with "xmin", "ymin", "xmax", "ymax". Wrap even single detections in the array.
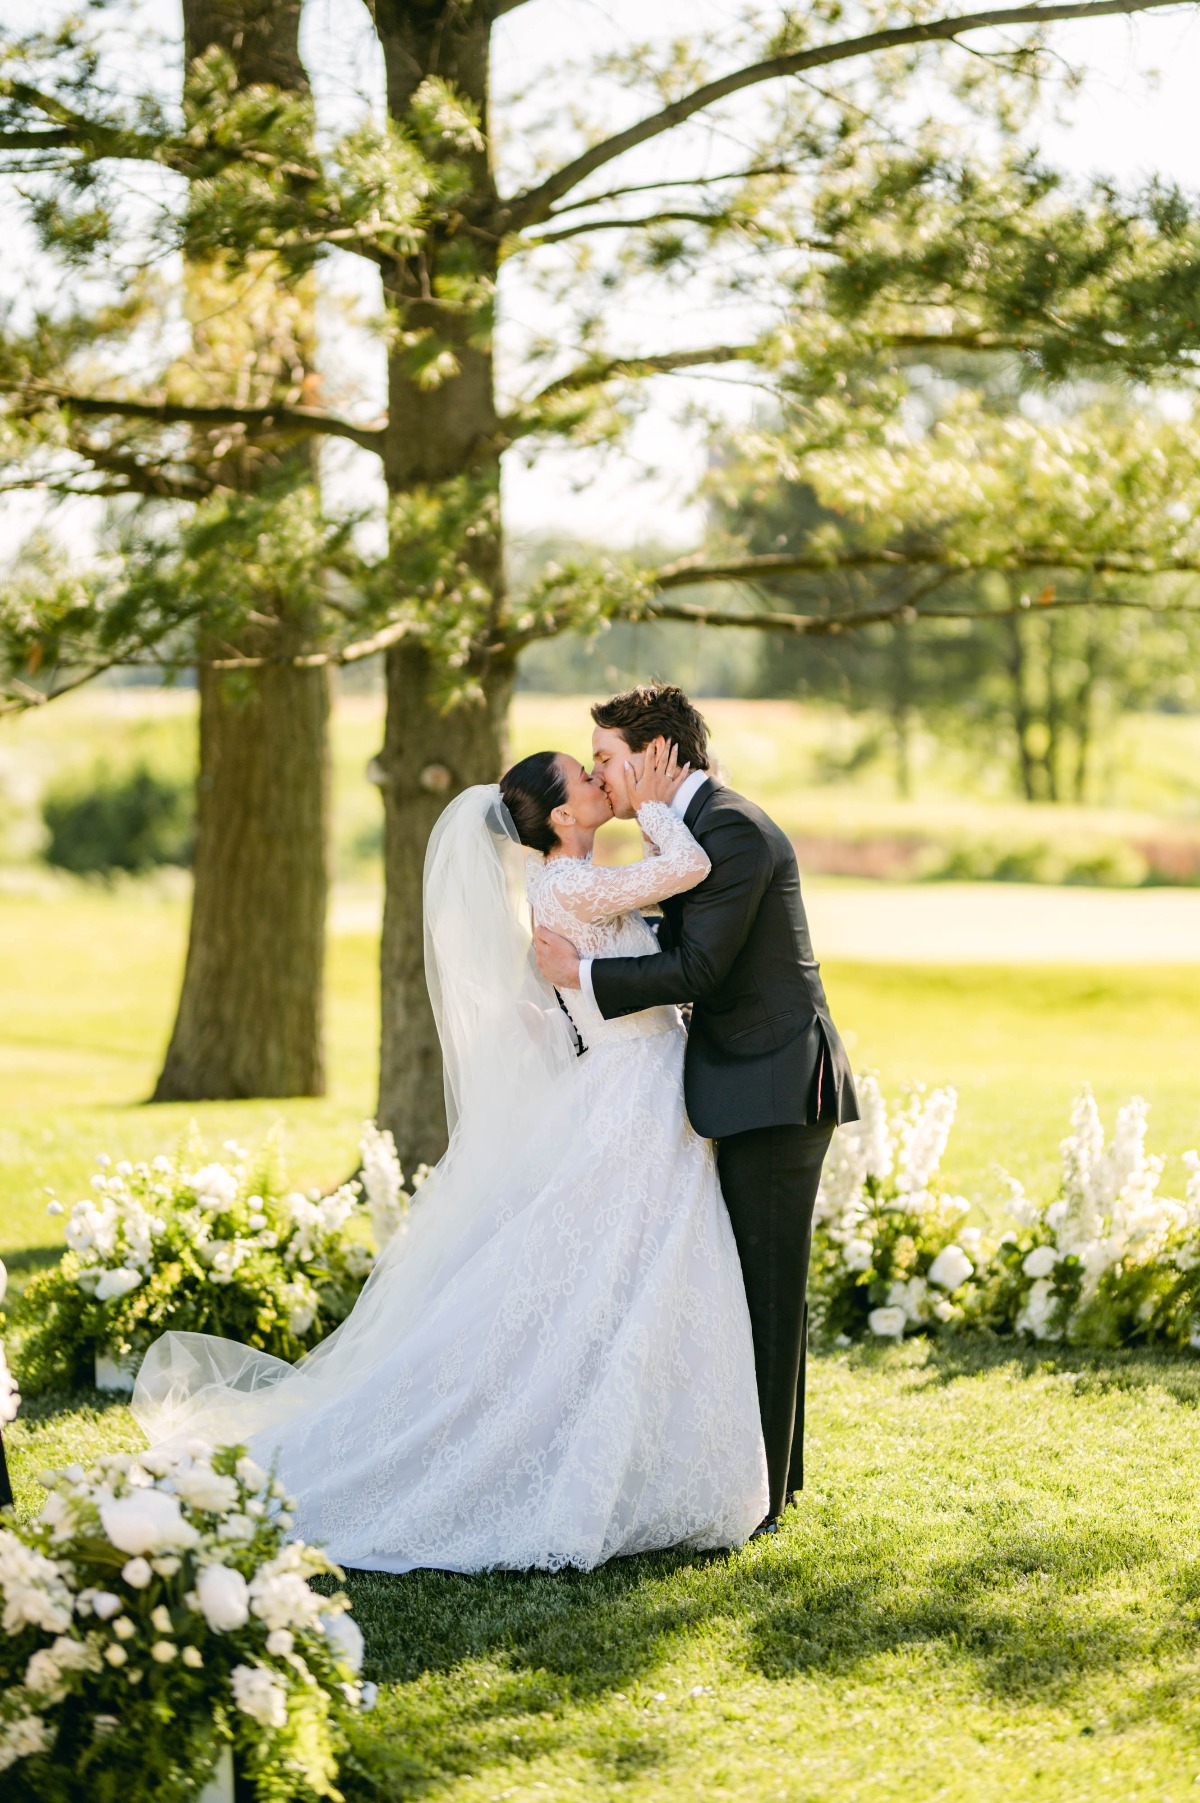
[
  {"xmin": 359, "ymin": 1122, "xmax": 410, "ymax": 1249},
  {"xmin": 1057, "ymin": 1086, "xmax": 1106, "ymax": 1259},
  {"xmin": 814, "ymin": 1074, "xmax": 890, "ymax": 1232},
  {"xmin": 894, "ymin": 1086, "xmax": 957, "ymax": 1203}
]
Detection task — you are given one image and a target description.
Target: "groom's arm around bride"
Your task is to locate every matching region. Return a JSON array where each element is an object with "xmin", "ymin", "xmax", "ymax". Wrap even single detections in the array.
[{"xmin": 535, "ymin": 683, "xmax": 859, "ymax": 1525}]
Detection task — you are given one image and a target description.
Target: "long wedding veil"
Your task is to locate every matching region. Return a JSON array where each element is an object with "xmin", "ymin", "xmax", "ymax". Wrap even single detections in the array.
[{"xmin": 133, "ymin": 785, "xmax": 580, "ymax": 1450}]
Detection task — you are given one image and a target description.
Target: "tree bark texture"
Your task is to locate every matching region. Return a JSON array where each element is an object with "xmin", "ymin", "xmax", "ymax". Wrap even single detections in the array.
[
  {"xmin": 154, "ymin": 645, "xmax": 331, "ymax": 1100},
  {"xmin": 370, "ymin": 2, "xmax": 512, "ymax": 1161},
  {"xmin": 154, "ymin": 0, "xmax": 332, "ymax": 1102}
]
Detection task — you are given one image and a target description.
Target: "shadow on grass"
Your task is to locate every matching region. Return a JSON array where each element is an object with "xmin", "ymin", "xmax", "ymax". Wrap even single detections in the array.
[
  {"xmin": 341, "ymin": 1507, "xmax": 1171, "ymax": 1711},
  {"xmin": 875, "ymin": 1334, "xmax": 1200, "ymax": 1408}
]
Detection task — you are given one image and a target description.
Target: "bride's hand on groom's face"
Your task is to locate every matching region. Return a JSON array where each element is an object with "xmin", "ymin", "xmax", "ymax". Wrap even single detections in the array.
[
  {"xmin": 626, "ymin": 738, "xmax": 690, "ymax": 810},
  {"xmin": 535, "ymin": 924, "xmax": 582, "ymax": 990}
]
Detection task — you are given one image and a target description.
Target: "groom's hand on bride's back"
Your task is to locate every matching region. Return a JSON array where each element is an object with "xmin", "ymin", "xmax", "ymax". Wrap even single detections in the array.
[{"xmin": 535, "ymin": 924, "xmax": 582, "ymax": 989}]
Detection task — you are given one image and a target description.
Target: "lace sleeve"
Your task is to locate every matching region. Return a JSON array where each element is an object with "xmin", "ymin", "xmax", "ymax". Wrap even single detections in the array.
[{"xmin": 540, "ymin": 801, "xmax": 710, "ymax": 924}]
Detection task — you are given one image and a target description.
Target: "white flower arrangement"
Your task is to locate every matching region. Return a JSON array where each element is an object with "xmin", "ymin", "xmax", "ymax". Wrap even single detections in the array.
[
  {"xmin": 983, "ymin": 1087, "xmax": 1200, "ymax": 1348},
  {"xmin": 811, "ymin": 1078, "xmax": 977, "ymax": 1341},
  {"xmin": 813, "ymin": 1080, "xmax": 1200, "ymax": 1353},
  {"xmin": 17, "ymin": 1124, "xmax": 421, "ymax": 1396},
  {"xmin": 0, "ymin": 1441, "xmax": 371, "ymax": 1801}
]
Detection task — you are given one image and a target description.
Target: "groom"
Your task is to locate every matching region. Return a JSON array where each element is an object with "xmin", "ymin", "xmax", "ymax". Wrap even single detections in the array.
[{"xmin": 535, "ymin": 682, "xmax": 859, "ymax": 1530}]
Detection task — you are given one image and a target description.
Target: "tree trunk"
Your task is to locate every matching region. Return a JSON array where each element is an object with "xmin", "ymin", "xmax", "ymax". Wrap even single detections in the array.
[
  {"xmin": 370, "ymin": 2, "xmax": 509, "ymax": 1164},
  {"xmin": 890, "ymin": 623, "xmax": 913, "ymax": 800},
  {"xmin": 155, "ymin": 648, "xmax": 331, "ymax": 1100},
  {"xmin": 154, "ymin": 0, "xmax": 331, "ymax": 1102},
  {"xmin": 1003, "ymin": 612, "xmax": 1039, "ymax": 802},
  {"xmin": 1042, "ymin": 613, "xmax": 1062, "ymax": 803},
  {"xmin": 1073, "ymin": 618, "xmax": 1099, "ymax": 804},
  {"xmin": 376, "ymin": 644, "xmax": 514, "ymax": 1168}
]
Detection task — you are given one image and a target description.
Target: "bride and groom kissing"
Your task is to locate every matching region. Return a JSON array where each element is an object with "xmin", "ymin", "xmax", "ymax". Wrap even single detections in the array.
[{"xmin": 133, "ymin": 682, "xmax": 859, "ymax": 1570}]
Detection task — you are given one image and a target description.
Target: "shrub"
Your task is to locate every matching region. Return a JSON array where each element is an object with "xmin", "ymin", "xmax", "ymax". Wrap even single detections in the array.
[{"xmin": 42, "ymin": 764, "xmax": 193, "ymax": 877}]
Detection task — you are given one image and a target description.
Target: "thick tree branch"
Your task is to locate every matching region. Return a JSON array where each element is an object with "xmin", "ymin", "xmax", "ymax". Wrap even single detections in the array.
[
  {"xmin": 544, "ymin": 165, "xmax": 793, "ymax": 220},
  {"xmin": 505, "ymin": 0, "xmax": 1189, "ymax": 226},
  {"xmin": 503, "ymin": 343, "xmax": 759, "ymax": 434},
  {"xmin": 522, "ymin": 209, "xmax": 741, "ymax": 249},
  {"xmin": 653, "ymin": 546, "xmax": 1200, "ymax": 587},
  {"xmin": 647, "ymin": 590, "xmax": 1200, "ymax": 635},
  {"xmin": 24, "ymin": 390, "xmax": 387, "ymax": 455}
]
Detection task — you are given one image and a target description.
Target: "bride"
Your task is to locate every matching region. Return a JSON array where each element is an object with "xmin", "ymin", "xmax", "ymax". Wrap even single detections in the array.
[{"xmin": 133, "ymin": 739, "xmax": 768, "ymax": 1573}]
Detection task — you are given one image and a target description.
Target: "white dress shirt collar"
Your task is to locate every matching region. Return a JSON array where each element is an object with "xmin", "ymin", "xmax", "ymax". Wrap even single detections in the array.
[{"xmin": 670, "ymin": 767, "xmax": 709, "ymax": 819}]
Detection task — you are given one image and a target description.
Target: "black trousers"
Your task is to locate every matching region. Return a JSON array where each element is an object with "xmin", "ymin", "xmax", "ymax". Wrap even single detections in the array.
[
  {"xmin": 717, "ymin": 1120, "xmax": 835, "ymax": 1518},
  {"xmin": 0, "ymin": 1430, "xmax": 11, "ymax": 1510}
]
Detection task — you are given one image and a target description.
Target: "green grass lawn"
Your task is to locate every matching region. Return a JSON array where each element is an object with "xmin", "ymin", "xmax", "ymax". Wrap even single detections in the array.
[{"xmin": 10, "ymin": 1339, "xmax": 1200, "ymax": 1801}]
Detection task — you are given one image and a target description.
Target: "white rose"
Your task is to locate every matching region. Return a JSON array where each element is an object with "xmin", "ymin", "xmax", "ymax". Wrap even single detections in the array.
[
  {"xmin": 195, "ymin": 1564, "xmax": 250, "ymax": 1632},
  {"xmin": 173, "ymin": 1464, "xmax": 240, "ymax": 1514},
  {"xmin": 112, "ymin": 1616, "xmax": 136, "ymax": 1640},
  {"xmin": 100, "ymin": 1489, "xmax": 200, "ymax": 1557},
  {"xmin": 0, "ymin": 1711, "xmax": 53, "ymax": 1770},
  {"xmin": 266, "ymin": 1628, "xmax": 294, "ymax": 1657},
  {"xmin": 121, "ymin": 1558, "xmax": 154, "ymax": 1589},
  {"xmin": 151, "ymin": 1604, "xmax": 173, "ymax": 1634},
  {"xmin": 249, "ymin": 1569, "xmax": 323, "ymax": 1633},
  {"xmin": 320, "ymin": 1609, "xmax": 364, "ymax": 1673},
  {"xmin": 359, "ymin": 1680, "xmax": 378, "ymax": 1711},
  {"xmin": 927, "ymin": 1245, "xmax": 974, "ymax": 1291},
  {"xmin": 189, "ymin": 1165, "xmax": 240, "ymax": 1211},
  {"xmin": 91, "ymin": 1592, "xmax": 122, "ymax": 1621},
  {"xmin": 842, "ymin": 1238, "xmax": 873, "ymax": 1273},
  {"xmin": 1016, "ymin": 1276, "xmax": 1061, "ymax": 1341},
  {"xmin": 105, "ymin": 1645, "xmax": 128, "ymax": 1668},
  {"xmin": 867, "ymin": 1306, "xmax": 906, "ymax": 1338},
  {"xmin": 217, "ymin": 1513, "xmax": 256, "ymax": 1543},
  {"xmin": 151, "ymin": 1641, "xmax": 177, "ymax": 1663},
  {"xmin": 235, "ymin": 1456, "xmax": 268, "ymax": 1492},
  {"xmin": 95, "ymin": 1266, "xmax": 143, "ymax": 1302},
  {"xmin": 1022, "ymin": 1245, "xmax": 1057, "ymax": 1279},
  {"xmin": 230, "ymin": 1662, "xmax": 289, "ymax": 1730},
  {"xmin": 182, "ymin": 1646, "xmax": 204, "ymax": 1668}
]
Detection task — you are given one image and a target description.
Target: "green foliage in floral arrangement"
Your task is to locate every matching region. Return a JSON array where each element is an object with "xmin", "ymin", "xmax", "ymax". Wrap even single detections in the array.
[
  {"xmin": 812, "ymin": 1081, "xmax": 1200, "ymax": 1353},
  {"xmin": 16, "ymin": 1124, "xmax": 418, "ymax": 1396},
  {"xmin": 810, "ymin": 1081, "xmax": 980, "ymax": 1343},
  {"xmin": 0, "ymin": 1441, "xmax": 374, "ymax": 1800}
]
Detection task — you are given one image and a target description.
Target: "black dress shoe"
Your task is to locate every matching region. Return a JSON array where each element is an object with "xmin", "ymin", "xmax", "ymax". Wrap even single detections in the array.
[{"xmin": 749, "ymin": 1516, "xmax": 779, "ymax": 1540}]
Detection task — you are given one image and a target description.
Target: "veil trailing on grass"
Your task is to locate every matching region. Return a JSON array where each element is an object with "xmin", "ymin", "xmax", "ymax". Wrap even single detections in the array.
[{"xmin": 132, "ymin": 785, "xmax": 580, "ymax": 1452}]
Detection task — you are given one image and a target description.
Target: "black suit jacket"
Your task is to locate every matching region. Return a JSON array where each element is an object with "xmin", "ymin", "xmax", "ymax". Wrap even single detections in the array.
[{"xmin": 590, "ymin": 779, "xmax": 859, "ymax": 1139}]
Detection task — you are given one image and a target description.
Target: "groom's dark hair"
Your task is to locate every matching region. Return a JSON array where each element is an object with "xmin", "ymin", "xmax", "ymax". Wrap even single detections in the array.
[{"xmin": 591, "ymin": 683, "xmax": 710, "ymax": 772}]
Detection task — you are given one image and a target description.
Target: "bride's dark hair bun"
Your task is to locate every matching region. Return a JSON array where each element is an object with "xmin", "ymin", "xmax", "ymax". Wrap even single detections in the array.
[{"xmin": 500, "ymin": 751, "xmax": 567, "ymax": 855}]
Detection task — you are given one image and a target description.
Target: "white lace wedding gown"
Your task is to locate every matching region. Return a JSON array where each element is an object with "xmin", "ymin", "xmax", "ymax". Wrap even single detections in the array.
[{"xmin": 134, "ymin": 799, "xmax": 768, "ymax": 1573}]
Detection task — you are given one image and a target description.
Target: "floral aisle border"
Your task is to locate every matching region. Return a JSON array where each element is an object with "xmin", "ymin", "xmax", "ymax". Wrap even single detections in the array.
[
  {"xmin": 812, "ymin": 1080, "xmax": 1200, "ymax": 1351},
  {"xmin": 0, "ymin": 1441, "xmax": 374, "ymax": 1799},
  {"xmin": 13, "ymin": 1124, "xmax": 423, "ymax": 1396}
]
